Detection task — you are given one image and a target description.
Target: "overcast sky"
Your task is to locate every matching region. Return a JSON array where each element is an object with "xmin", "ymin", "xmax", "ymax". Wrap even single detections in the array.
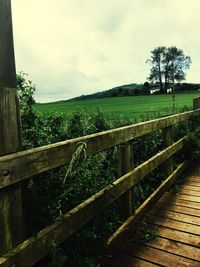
[{"xmin": 12, "ymin": 0, "xmax": 200, "ymax": 103}]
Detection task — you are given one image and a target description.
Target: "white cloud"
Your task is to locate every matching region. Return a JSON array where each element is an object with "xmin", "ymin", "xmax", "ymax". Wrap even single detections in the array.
[{"xmin": 12, "ymin": 0, "xmax": 200, "ymax": 102}]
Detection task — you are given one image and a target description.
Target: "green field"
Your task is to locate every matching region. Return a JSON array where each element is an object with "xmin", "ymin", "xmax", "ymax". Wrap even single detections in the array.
[{"xmin": 34, "ymin": 92, "xmax": 200, "ymax": 121}]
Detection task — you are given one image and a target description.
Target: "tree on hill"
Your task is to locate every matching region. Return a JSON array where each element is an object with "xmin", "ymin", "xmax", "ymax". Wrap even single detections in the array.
[
  {"xmin": 147, "ymin": 46, "xmax": 191, "ymax": 90},
  {"xmin": 164, "ymin": 47, "xmax": 191, "ymax": 109},
  {"xmin": 147, "ymin": 46, "xmax": 191, "ymax": 109},
  {"xmin": 146, "ymin": 46, "xmax": 166, "ymax": 92}
]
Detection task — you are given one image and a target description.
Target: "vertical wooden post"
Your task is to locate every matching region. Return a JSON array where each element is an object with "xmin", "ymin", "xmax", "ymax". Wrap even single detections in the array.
[
  {"xmin": 119, "ymin": 142, "xmax": 134, "ymax": 220},
  {"xmin": 162, "ymin": 126, "xmax": 173, "ymax": 176},
  {"xmin": 0, "ymin": 0, "xmax": 25, "ymax": 254}
]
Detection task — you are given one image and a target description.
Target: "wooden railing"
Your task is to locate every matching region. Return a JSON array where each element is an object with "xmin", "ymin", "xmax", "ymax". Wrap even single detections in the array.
[{"xmin": 0, "ymin": 109, "xmax": 200, "ymax": 267}]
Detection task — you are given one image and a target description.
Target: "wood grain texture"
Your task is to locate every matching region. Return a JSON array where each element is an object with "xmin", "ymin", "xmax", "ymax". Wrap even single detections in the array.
[
  {"xmin": 119, "ymin": 142, "xmax": 134, "ymax": 220},
  {"xmin": 159, "ymin": 194, "xmax": 200, "ymax": 209},
  {"xmin": 184, "ymin": 182, "xmax": 200, "ymax": 187},
  {"xmin": 125, "ymin": 232, "xmax": 200, "ymax": 261},
  {"xmin": 155, "ymin": 201, "xmax": 200, "ymax": 217},
  {"xmin": 185, "ymin": 175, "xmax": 200, "ymax": 182},
  {"xmin": 172, "ymin": 189, "xmax": 200, "ymax": 197},
  {"xmin": 162, "ymin": 125, "xmax": 173, "ymax": 176},
  {"xmin": 150, "ymin": 208, "xmax": 200, "ymax": 226},
  {"xmin": 147, "ymin": 214, "xmax": 200, "ymax": 235},
  {"xmin": 165, "ymin": 192, "xmax": 200, "ymax": 203},
  {"xmin": 106, "ymin": 253, "xmax": 159, "ymax": 267},
  {"xmin": 0, "ymin": 88, "xmax": 21, "ymax": 154},
  {"xmin": 122, "ymin": 242, "xmax": 195, "ymax": 266},
  {"xmin": 1, "ymin": 109, "xmax": 199, "ymax": 188},
  {"xmin": 0, "ymin": 0, "xmax": 16, "ymax": 88},
  {"xmin": 178, "ymin": 184, "xmax": 200, "ymax": 191},
  {"xmin": 140, "ymin": 224, "xmax": 200, "ymax": 248}
]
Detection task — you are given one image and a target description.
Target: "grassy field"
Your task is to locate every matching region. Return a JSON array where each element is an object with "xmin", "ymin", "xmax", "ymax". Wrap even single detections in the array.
[{"xmin": 34, "ymin": 91, "xmax": 200, "ymax": 121}]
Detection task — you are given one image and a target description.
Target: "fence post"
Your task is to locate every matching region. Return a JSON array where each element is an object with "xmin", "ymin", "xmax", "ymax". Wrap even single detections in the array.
[
  {"xmin": 162, "ymin": 126, "xmax": 173, "ymax": 176},
  {"xmin": 0, "ymin": 0, "xmax": 25, "ymax": 254},
  {"xmin": 118, "ymin": 142, "xmax": 134, "ymax": 220}
]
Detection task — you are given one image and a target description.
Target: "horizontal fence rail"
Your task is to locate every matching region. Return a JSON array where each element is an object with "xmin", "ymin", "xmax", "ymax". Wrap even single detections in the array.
[{"xmin": 0, "ymin": 109, "xmax": 199, "ymax": 189}]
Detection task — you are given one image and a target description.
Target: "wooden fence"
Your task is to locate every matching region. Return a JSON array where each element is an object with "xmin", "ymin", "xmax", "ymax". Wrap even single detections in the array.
[{"xmin": 0, "ymin": 109, "xmax": 200, "ymax": 266}]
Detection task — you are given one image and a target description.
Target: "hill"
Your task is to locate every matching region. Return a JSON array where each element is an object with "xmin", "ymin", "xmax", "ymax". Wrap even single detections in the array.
[
  {"xmin": 68, "ymin": 82, "xmax": 200, "ymax": 102},
  {"xmin": 68, "ymin": 83, "xmax": 144, "ymax": 101}
]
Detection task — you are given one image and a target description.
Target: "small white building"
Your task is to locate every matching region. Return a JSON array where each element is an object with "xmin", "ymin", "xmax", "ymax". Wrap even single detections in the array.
[
  {"xmin": 150, "ymin": 88, "xmax": 160, "ymax": 94},
  {"xmin": 167, "ymin": 88, "xmax": 172, "ymax": 93}
]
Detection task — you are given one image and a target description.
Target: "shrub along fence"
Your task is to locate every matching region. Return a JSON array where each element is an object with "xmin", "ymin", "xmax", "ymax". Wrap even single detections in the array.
[{"xmin": 0, "ymin": 108, "xmax": 200, "ymax": 266}]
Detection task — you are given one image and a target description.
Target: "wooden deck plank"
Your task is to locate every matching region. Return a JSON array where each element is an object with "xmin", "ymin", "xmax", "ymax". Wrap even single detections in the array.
[
  {"xmin": 172, "ymin": 189, "xmax": 200, "ymax": 197},
  {"xmin": 129, "ymin": 232, "xmax": 200, "ymax": 261},
  {"xmin": 184, "ymin": 179, "xmax": 200, "ymax": 183},
  {"xmin": 146, "ymin": 214, "xmax": 200, "ymax": 235},
  {"xmin": 155, "ymin": 201, "xmax": 200, "ymax": 217},
  {"xmin": 150, "ymin": 208, "xmax": 200, "ymax": 226},
  {"xmin": 169, "ymin": 193, "xmax": 200, "ymax": 203},
  {"xmin": 161, "ymin": 192, "xmax": 200, "ymax": 205},
  {"xmin": 185, "ymin": 175, "xmax": 200, "ymax": 182},
  {"xmin": 178, "ymin": 185, "xmax": 200, "ymax": 192},
  {"xmin": 159, "ymin": 196, "xmax": 200, "ymax": 210},
  {"xmin": 184, "ymin": 182, "xmax": 200, "ymax": 187},
  {"xmin": 139, "ymin": 224, "xmax": 200, "ymax": 248},
  {"xmin": 122, "ymin": 242, "xmax": 196, "ymax": 266},
  {"xmin": 106, "ymin": 253, "xmax": 159, "ymax": 267}
]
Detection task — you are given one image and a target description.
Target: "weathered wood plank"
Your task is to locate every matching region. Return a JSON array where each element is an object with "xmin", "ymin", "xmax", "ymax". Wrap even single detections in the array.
[
  {"xmin": 150, "ymin": 208, "xmax": 200, "ymax": 226},
  {"xmin": 147, "ymin": 214, "xmax": 200, "ymax": 235},
  {"xmin": 106, "ymin": 253, "xmax": 158, "ymax": 267},
  {"xmin": 0, "ymin": 109, "xmax": 199, "ymax": 188},
  {"xmin": 156, "ymin": 201, "xmax": 200, "ymax": 217},
  {"xmin": 0, "ymin": 139, "xmax": 186, "ymax": 267},
  {"xmin": 159, "ymin": 194, "xmax": 200, "ymax": 210},
  {"xmin": 122, "ymin": 242, "xmax": 195, "ymax": 266},
  {"xmin": 172, "ymin": 189, "xmax": 200, "ymax": 197},
  {"xmin": 0, "ymin": 0, "xmax": 25, "ymax": 255},
  {"xmin": 119, "ymin": 142, "xmax": 134, "ymax": 220},
  {"xmin": 185, "ymin": 175, "xmax": 200, "ymax": 182},
  {"xmin": 140, "ymin": 224, "xmax": 200, "ymax": 248},
  {"xmin": 0, "ymin": 0, "xmax": 16, "ymax": 88},
  {"xmin": 165, "ymin": 192, "xmax": 200, "ymax": 203},
  {"xmin": 178, "ymin": 184, "xmax": 200, "ymax": 191},
  {"xmin": 184, "ymin": 181, "xmax": 200, "ymax": 187},
  {"xmin": 106, "ymin": 161, "xmax": 189, "ymax": 252},
  {"xmin": 162, "ymin": 125, "xmax": 173, "ymax": 176},
  {"xmin": 126, "ymin": 234, "xmax": 200, "ymax": 262}
]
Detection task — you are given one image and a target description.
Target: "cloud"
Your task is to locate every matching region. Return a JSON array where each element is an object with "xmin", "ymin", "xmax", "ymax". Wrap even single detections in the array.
[{"xmin": 12, "ymin": 0, "xmax": 200, "ymax": 102}]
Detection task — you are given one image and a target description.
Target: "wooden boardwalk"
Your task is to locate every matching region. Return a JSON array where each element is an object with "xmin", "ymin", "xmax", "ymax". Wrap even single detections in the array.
[{"xmin": 106, "ymin": 164, "xmax": 200, "ymax": 267}]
